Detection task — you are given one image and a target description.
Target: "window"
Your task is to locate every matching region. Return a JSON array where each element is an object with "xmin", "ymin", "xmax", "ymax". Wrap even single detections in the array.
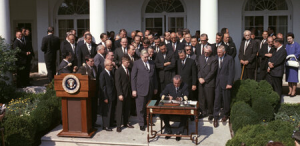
[
  {"xmin": 144, "ymin": 0, "xmax": 186, "ymax": 35},
  {"xmin": 58, "ymin": 0, "xmax": 89, "ymax": 15},
  {"xmin": 245, "ymin": 0, "xmax": 288, "ymax": 11},
  {"xmin": 243, "ymin": 0, "xmax": 291, "ymax": 39}
]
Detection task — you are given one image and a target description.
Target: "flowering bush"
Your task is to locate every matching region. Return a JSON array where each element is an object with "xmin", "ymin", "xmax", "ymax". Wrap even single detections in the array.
[
  {"xmin": 6, "ymin": 97, "xmax": 39, "ymax": 117},
  {"xmin": 275, "ymin": 103, "xmax": 300, "ymax": 130}
]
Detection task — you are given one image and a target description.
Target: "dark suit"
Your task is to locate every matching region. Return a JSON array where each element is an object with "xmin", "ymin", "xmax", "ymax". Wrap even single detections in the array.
[
  {"xmin": 57, "ymin": 60, "xmax": 73, "ymax": 74},
  {"xmin": 24, "ymin": 36, "xmax": 34, "ymax": 85},
  {"xmin": 13, "ymin": 39, "xmax": 30, "ymax": 87},
  {"xmin": 192, "ymin": 44, "xmax": 201, "ymax": 56},
  {"xmin": 155, "ymin": 51, "xmax": 176, "ymax": 91},
  {"xmin": 94, "ymin": 53, "xmax": 105, "ymax": 73},
  {"xmin": 160, "ymin": 82, "xmax": 189, "ymax": 134},
  {"xmin": 114, "ymin": 47, "xmax": 128, "ymax": 67},
  {"xmin": 198, "ymin": 43, "xmax": 211, "ymax": 56},
  {"xmin": 62, "ymin": 43, "xmax": 78, "ymax": 67},
  {"xmin": 176, "ymin": 58, "xmax": 197, "ymax": 100},
  {"xmin": 131, "ymin": 59, "xmax": 158, "ymax": 126},
  {"xmin": 115, "ymin": 66, "xmax": 132, "ymax": 127},
  {"xmin": 114, "ymin": 39, "xmax": 121, "ymax": 49},
  {"xmin": 197, "ymin": 55, "xmax": 218, "ymax": 116},
  {"xmin": 266, "ymin": 46, "xmax": 287, "ymax": 96},
  {"xmin": 77, "ymin": 43, "xmax": 97, "ymax": 67},
  {"xmin": 100, "ymin": 69, "xmax": 117, "ymax": 128},
  {"xmin": 258, "ymin": 44, "xmax": 275, "ymax": 80},
  {"xmin": 125, "ymin": 54, "xmax": 139, "ymax": 71},
  {"xmin": 238, "ymin": 39, "xmax": 259, "ymax": 79},
  {"xmin": 60, "ymin": 39, "xmax": 69, "ymax": 57},
  {"xmin": 41, "ymin": 34, "xmax": 60, "ymax": 82},
  {"xmin": 225, "ymin": 42, "xmax": 237, "ymax": 59},
  {"xmin": 214, "ymin": 54, "xmax": 235, "ymax": 119},
  {"xmin": 166, "ymin": 42, "xmax": 185, "ymax": 60}
]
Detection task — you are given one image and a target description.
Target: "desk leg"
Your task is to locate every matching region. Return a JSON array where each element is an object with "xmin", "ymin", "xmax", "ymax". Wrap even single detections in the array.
[
  {"xmin": 147, "ymin": 109, "xmax": 149, "ymax": 142},
  {"xmin": 195, "ymin": 113, "xmax": 199, "ymax": 144}
]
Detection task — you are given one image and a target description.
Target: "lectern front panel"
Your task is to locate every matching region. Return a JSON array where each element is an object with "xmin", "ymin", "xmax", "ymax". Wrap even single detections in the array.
[{"xmin": 68, "ymin": 99, "xmax": 82, "ymax": 131}]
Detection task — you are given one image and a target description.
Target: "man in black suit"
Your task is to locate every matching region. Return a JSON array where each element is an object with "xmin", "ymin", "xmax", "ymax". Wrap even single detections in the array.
[
  {"xmin": 191, "ymin": 36, "xmax": 201, "ymax": 56},
  {"xmin": 105, "ymin": 40, "xmax": 114, "ymax": 52},
  {"xmin": 147, "ymin": 47, "xmax": 156, "ymax": 61},
  {"xmin": 62, "ymin": 34, "xmax": 78, "ymax": 67},
  {"xmin": 184, "ymin": 33, "xmax": 192, "ymax": 46},
  {"xmin": 114, "ymin": 37, "xmax": 128, "ymax": 67},
  {"xmin": 164, "ymin": 32, "xmax": 171, "ymax": 44},
  {"xmin": 77, "ymin": 56, "xmax": 99, "ymax": 127},
  {"xmin": 77, "ymin": 30, "xmax": 90, "ymax": 47},
  {"xmin": 131, "ymin": 49, "xmax": 158, "ymax": 131},
  {"xmin": 98, "ymin": 33, "xmax": 108, "ymax": 47},
  {"xmin": 214, "ymin": 45, "xmax": 235, "ymax": 128},
  {"xmin": 125, "ymin": 45, "xmax": 139, "ymax": 70},
  {"xmin": 177, "ymin": 31, "xmax": 186, "ymax": 45},
  {"xmin": 100, "ymin": 59, "xmax": 117, "ymax": 131},
  {"xmin": 167, "ymin": 32, "xmax": 185, "ymax": 60},
  {"xmin": 260, "ymin": 31, "xmax": 269, "ymax": 49},
  {"xmin": 57, "ymin": 51, "xmax": 77, "ymax": 74},
  {"xmin": 160, "ymin": 75, "xmax": 189, "ymax": 141},
  {"xmin": 94, "ymin": 45, "xmax": 106, "ymax": 73},
  {"xmin": 77, "ymin": 33, "xmax": 97, "ymax": 68},
  {"xmin": 155, "ymin": 43, "xmax": 176, "ymax": 91},
  {"xmin": 153, "ymin": 36, "xmax": 161, "ymax": 54},
  {"xmin": 115, "ymin": 56, "xmax": 134, "ymax": 132},
  {"xmin": 60, "ymin": 32, "xmax": 70, "ymax": 57},
  {"xmin": 41, "ymin": 27, "xmax": 60, "ymax": 83},
  {"xmin": 211, "ymin": 32, "xmax": 228, "ymax": 56},
  {"xmin": 197, "ymin": 45, "xmax": 218, "ymax": 120},
  {"xmin": 223, "ymin": 33, "xmax": 237, "ymax": 59},
  {"xmin": 176, "ymin": 50, "xmax": 197, "ymax": 100},
  {"xmin": 13, "ymin": 31, "xmax": 33, "ymax": 87},
  {"xmin": 258, "ymin": 37, "xmax": 275, "ymax": 80},
  {"xmin": 199, "ymin": 33, "xmax": 211, "ymax": 56},
  {"xmin": 266, "ymin": 39, "xmax": 287, "ymax": 97},
  {"xmin": 185, "ymin": 45, "xmax": 197, "ymax": 61},
  {"xmin": 238, "ymin": 30, "xmax": 259, "ymax": 80}
]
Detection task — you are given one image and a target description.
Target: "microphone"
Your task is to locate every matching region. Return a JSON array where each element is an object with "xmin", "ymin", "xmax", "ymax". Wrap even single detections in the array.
[
  {"xmin": 56, "ymin": 63, "xmax": 72, "ymax": 74},
  {"xmin": 82, "ymin": 63, "xmax": 88, "ymax": 75}
]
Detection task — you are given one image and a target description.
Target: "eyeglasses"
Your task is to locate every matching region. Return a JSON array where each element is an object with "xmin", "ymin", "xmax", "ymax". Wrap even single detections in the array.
[{"xmin": 186, "ymin": 49, "xmax": 191, "ymax": 51}]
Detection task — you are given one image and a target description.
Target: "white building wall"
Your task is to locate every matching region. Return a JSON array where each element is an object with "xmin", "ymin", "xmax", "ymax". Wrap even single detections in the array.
[
  {"xmin": 184, "ymin": 0, "xmax": 200, "ymax": 34},
  {"xmin": 291, "ymin": 0, "xmax": 300, "ymax": 43}
]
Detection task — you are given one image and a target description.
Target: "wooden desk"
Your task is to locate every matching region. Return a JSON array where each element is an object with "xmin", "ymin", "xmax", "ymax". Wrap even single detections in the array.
[{"xmin": 146, "ymin": 100, "xmax": 199, "ymax": 144}]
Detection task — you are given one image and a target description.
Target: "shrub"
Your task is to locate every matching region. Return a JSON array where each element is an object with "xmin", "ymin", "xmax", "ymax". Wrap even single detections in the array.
[
  {"xmin": 3, "ymin": 115, "xmax": 36, "ymax": 146},
  {"xmin": 230, "ymin": 101, "xmax": 259, "ymax": 132},
  {"xmin": 275, "ymin": 103, "xmax": 300, "ymax": 130},
  {"xmin": 227, "ymin": 120, "xmax": 295, "ymax": 146},
  {"xmin": 252, "ymin": 96, "xmax": 274, "ymax": 122},
  {"xmin": 0, "ymin": 80, "xmax": 26, "ymax": 104}
]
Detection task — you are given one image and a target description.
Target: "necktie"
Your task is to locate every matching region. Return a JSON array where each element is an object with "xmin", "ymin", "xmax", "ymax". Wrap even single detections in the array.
[
  {"xmin": 88, "ymin": 44, "xmax": 91, "ymax": 54},
  {"xmin": 244, "ymin": 40, "xmax": 249, "ymax": 55},
  {"xmin": 219, "ymin": 58, "xmax": 223, "ymax": 68},
  {"xmin": 182, "ymin": 60, "xmax": 185, "ymax": 66},
  {"xmin": 205, "ymin": 57, "xmax": 208, "ymax": 62},
  {"xmin": 145, "ymin": 62, "xmax": 149, "ymax": 72},
  {"xmin": 91, "ymin": 67, "xmax": 96, "ymax": 78},
  {"xmin": 156, "ymin": 46, "xmax": 159, "ymax": 53},
  {"xmin": 176, "ymin": 87, "xmax": 178, "ymax": 93},
  {"xmin": 187, "ymin": 55, "xmax": 190, "ymax": 58},
  {"xmin": 123, "ymin": 48, "xmax": 127, "ymax": 54},
  {"xmin": 131, "ymin": 56, "xmax": 134, "ymax": 62},
  {"xmin": 193, "ymin": 47, "xmax": 195, "ymax": 53},
  {"xmin": 125, "ymin": 68, "xmax": 129, "ymax": 78},
  {"xmin": 172, "ymin": 43, "xmax": 175, "ymax": 52}
]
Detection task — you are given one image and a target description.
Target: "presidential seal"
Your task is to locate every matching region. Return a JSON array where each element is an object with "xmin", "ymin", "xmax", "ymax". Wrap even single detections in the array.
[{"xmin": 62, "ymin": 74, "xmax": 80, "ymax": 94}]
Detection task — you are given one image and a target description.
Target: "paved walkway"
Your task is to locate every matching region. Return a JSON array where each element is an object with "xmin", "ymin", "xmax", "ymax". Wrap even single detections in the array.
[{"xmin": 41, "ymin": 116, "xmax": 231, "ymax": 146}]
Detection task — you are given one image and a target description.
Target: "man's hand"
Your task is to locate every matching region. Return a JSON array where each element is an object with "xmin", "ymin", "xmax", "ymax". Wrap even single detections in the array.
[
  {"xmin": 169, "ymin": 95, "xmax": 173, "ymax": 100},
  {"xmin": 226, "ymin": 85, "xmax": 232, "ymax": 89},
  {"xmin": 26, "ymin": 52, "xmax": 31, "ymax": 55},
  {"xmin": 244, "ymin": 60, "xmax": 249, "ymax": 65},
  {"xmin": 268, "ymin": 62, "xmax": 274, "ymax": 68},
  {"xmin": 104, "ymin": 99, "xmax": 108, "ymax": 104},
  {"xmin": 154, "ymin": 89, "xmax": 158, "ymax": 95},
  {"xmin": 192, "ymin": 85, "xmax": 197, "ymax": 91},
  {"xmin": 73, "ymin": 66, "xmax": 78, "ymax": 72},
  {"xmin": 240, "ymin": 60, "xmax": 244, "ymax": 65},
  {"xmin": 164, "ymin": 62, "xmax": 171, "ymax": 66},
  {"xmin": 132, "ymin": 91, "xmax": 137, "ymax": 97},
  {"xmin": 267, "ymin": 68, "xmax": 270, "ymax": 72},
  {"xmin": 265, "ymin": 53, "xmax": 272, "ymax": 58},
  {"xmin": 175, "ymin": 97, "xmax": 182, "ymax": 101},
  {"xmin": 199, "ymin": 78, "xmax": 205, "ymax": 84},
  {"xmin": 119, "ymin": 95, "xmax": 124, "ymax": 101}
]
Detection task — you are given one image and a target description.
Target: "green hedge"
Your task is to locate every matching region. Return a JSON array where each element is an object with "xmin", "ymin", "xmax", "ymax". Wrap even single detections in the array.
[
  {"xmin": 227, "ymin": 120, "xmax": 295, "ymax": 146},
  {"xmin": 230, "ymin": 79, "xmax": 280, "ymax": 132},
  {"xmin": 275, "ymin": 103, "xmax": 300, "ymax": 130},
  {"xmin": 2, "ymin": 85, "xmax": 61, "ymax": 146}
]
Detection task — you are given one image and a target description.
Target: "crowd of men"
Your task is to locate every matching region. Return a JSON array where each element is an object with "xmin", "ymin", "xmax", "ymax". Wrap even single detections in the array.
[{"xmin": 13, "ymin": 25, "xmax": 287, "ymax": 141}]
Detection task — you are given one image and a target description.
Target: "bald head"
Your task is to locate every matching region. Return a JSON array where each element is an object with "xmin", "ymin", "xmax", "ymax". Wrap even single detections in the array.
[{"xmin": 170, "ymin": 32, "xmax": 177, "ymax": 43}]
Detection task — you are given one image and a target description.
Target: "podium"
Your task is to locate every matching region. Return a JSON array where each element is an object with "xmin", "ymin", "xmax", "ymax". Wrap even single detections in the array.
[{"xmin": 54, "ymin": 73, "xmax": 97, "ymax": 137}]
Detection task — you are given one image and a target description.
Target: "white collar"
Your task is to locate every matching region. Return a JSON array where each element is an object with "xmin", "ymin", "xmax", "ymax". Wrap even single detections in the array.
[
  {"xmin": 105, "ymin": 68, "xmax": 110, "ymax": 75},
  {"xmin": 63, "ymin": 59, "xmax": 69, "ymax": 64},
  {"xmin": 277, "ymin": 45, "xmax": 283, "ymax": 51},
  {"xmin": 122, "ymin": 64, "xmax": 127, "ymax": 72}
]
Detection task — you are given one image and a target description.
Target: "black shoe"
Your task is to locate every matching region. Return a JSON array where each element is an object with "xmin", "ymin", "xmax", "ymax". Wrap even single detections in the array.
[
  {"xmin": 140, "ymin": 126, "xmax": 145, "ymax": 131},
  {"xmin": 103, "ymin": 127, "xmax": 112, "ymax": 131},
  {"xmin": 165, "ymin": 129, "xmax": 172, "ymax": 139},
  {"xmin": 110, "ymin": 123, "xmax": 117, "ymax": 127},
  {"xmin": 123, "ymin": 124, "xmax": 134, "ymax": 128},
  {"xmin": 117, "ymin": 127, "xmax": 121, "ymax": 132},
  {"xmin": 93, "ymin": 123, "xmax": 101, "ymax": 127},
  {"xmin": 208, "ymin": 116, "xmax": 214, "ymax": 121},
  {"xmin": 175, "ymin": 132, "xmax": 181, "ymax": 141}
]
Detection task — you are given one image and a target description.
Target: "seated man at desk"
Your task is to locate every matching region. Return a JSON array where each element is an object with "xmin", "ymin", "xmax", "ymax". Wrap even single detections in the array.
[{"xmin": 160, "ymin": 75, "xmax": 189, "ymax": 141}]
